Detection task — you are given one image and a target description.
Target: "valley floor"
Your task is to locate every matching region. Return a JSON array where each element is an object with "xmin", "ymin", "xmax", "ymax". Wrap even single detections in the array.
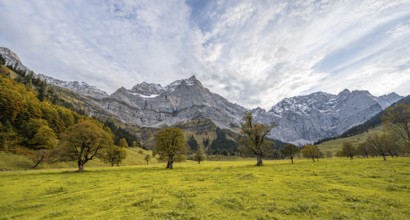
[{"xmin": 1, "ymin": 158, "xmax": 409, "ymax": 219}]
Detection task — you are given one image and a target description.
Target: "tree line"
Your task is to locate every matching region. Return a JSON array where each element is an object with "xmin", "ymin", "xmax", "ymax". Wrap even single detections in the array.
[{"xmin": 337, "ymin": 103, "xmax": 410, "ymax": 160}]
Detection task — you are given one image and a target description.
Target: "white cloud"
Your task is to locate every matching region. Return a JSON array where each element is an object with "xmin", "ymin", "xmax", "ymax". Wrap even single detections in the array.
[{"xmin": 0, "ymin": 0, "xmax": 409, "ymax": 109}]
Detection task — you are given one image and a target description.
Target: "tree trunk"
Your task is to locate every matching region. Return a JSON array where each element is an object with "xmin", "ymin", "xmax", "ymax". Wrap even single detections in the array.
[
  {"xmin": 312, "ymin": 157, "xmax": 315, "ymax": 162},
  {"xmin": 166, "ymin": 161, "xmax": 174, "ymax": 169},
  {"xmin": 290, "ymin": 156, "xmax": 294, "ymax": 164},
  {"xmin": 256, "ymin": 154, "xmax": 263, "ymax": 166},
  {"xmin": 32, "ymin": 155, "xmax": 45, "ymax": 168},
  {"xmin": 382, "ymin": 154, "xmax": 387, "ymax": 161},
  {"xmin": 198, "ymin": 160, "xmax": 200, "ymax": 164},
  {"xmin": 78, "ymin": 160, "xmax": 85, "ymax": 172}
]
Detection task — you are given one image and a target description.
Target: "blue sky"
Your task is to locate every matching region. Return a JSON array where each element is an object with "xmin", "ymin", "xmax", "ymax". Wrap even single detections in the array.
[{"xmin": 0, "ymin": 0, "xmax": 409, "ymax": 109}]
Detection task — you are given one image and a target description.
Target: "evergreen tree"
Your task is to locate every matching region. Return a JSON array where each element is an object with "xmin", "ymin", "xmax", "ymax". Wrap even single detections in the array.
[
  {"xmin": 210, "ymin": 128, "xmax": 237, "ymax": 156},
  {"xmin": 187, "ymin": 135, "xmax": 198, "ymax": 152}
]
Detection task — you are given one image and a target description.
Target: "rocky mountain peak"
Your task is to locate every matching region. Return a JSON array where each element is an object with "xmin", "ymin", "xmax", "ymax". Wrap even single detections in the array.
[
  {"xmin": 0, "ymin": 47, "xmax": 30, "ymax": 73},
  {"xmin": 165, "ymin": 75, "xmax": 202, "ymax": 92},
  {"xmin": 131, "ymin": 82, "xmax": 164, "ymax": 96}
]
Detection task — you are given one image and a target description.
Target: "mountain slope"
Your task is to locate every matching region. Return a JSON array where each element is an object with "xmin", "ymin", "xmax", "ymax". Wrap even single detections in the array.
[
  {"xmin": 253, "ymin": 90, "xmax": 402, "ymax": 144},
  {"xmin": 339, "ymin": 95, "xmax": 410, "ymax": 138},
  {"xmin": 101, "ymin": 75, "xmax": 246, "ymax": 130}
]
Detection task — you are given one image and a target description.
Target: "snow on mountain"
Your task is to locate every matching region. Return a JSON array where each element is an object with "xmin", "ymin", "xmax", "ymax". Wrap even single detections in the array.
[
  {"xmin": 253, "ymin": 89, "xmax": 403, "ymax": 144},
  {"xmin": 37, "ymin": 74, "xmax": 108, "ymax": 99},
  {"xmin": 0, "ymin": 47, "xmax": 30, "ymax": 73},
  {"xmin": 104, "ymin": 75, "xmax": 247, "ymax": 129}
]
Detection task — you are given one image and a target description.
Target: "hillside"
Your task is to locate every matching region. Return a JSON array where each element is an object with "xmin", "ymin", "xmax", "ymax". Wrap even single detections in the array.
[
  {"xmin": 340, "ymin": 95, "xmax": 410, "ymax": 138},
  {"xmin": 317, "ymin": 126, "xmax": 384, "ymax": 154}
]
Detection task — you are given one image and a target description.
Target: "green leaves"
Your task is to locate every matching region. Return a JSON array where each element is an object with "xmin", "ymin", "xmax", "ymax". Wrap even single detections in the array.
[{"xmin": 154, "ymin": 127, "xmax": 187, "ymax": 168}]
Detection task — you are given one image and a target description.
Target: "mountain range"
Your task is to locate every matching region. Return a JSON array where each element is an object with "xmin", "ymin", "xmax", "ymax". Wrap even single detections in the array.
[{"xmin": 0, "ymin": 47, "xmax": 403, "ymax": 144}]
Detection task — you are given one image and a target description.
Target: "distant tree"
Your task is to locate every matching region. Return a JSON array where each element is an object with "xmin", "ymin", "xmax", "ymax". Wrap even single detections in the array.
[
  {"xmin": 302, "ymin": 145, "xmax": 322, "ymax": 162},
  {"xmin": 119, "ymin": 138, "xmax": 129, "ymax": 148},
  {"xmin": 357, "ymin": 142, "xmax": 370, "ymax": 158},
  {"xmin": 0, "ymin": 121, "xmax": 21, "ymax": 151},
  {"xmin": 29, "ymin": 125, "xmax": 58, "ymax": 150},
  {"xmin": 203, "ymin": 137, "xmax": 210, "ymax": 149},
  {"xmin": 280, "ymin": 144, "xmax": 300, "ymax": 164},
  {"xmin": 132, "ymin": 141, "xmax": 138, "ymax": 148},
  {"xmin": 365, "ymin": 134, "xmax": 389, "ymax": 161},
  {"xmin": 154, "ymin": 127, "xmax": 187, "ymax": 169},
  {"xmin": 103, "ymin": 146, "xmax": 127, "ymax": 167},
  {"xmin": 28, "ymin": 149, "xmax": 59, "ymax": 169},
  {"xmin": 144, "ymin": 154, "xmax": 151, "ymax": 165},
  {"xmin": 187, "ymin": 135, "xmax": 199, "ymax": 152},
  {"xmin": 193, "ymin": 146, "xmax": 206, "ymax": 164},
  {"xmin": 0, "ymin": 82, "xmax": 27, "ymax": 123},
  {"xmin": 0, "ymin": 54, "xmax": 5, "ymax": 66},
  {"xmin": 339, "ymin": 142, "xmax": 356, "ymax": 159},
  {"xmin": 240, "ymin": 111, "xmax": 276, "ymax": 166},
  {"xmin": 38, "ymin": 81, "xmax": 48, "ymax": 101},
  {"xmin": 383, "ymin": 104, "xmax": 410, "ymax": 149},
  {"xmin": 59, "ymin": 121, "xmax": 113, "ymax": 172},
  {"xmin": 325, "ymin": 151, "xmax": 333, "ymax": 158}
]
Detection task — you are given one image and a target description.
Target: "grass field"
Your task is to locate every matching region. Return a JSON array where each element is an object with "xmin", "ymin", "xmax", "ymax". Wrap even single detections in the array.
[{"xmin": 1, "ymin": 158, "xmax": 409, "ymax": 219}]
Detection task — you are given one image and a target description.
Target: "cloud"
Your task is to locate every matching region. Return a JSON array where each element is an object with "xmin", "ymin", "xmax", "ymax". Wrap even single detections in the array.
[{"xmin": 0, "ymin": 0, "xmax": 409, "ymax": 109}]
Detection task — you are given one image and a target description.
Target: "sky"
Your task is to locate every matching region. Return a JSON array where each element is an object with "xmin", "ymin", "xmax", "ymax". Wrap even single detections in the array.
[{"xmin": 0, "ymin": 0, "xmax": 409, "ymax": 109}]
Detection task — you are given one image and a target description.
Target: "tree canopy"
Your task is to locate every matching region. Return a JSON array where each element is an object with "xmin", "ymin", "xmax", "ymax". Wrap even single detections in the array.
[
  {"xmin": 302, "ymin": 145, "xmax": 322, "ymax": 162},
  {"xmin": 193, "ymin": 146, "xmax": 206, "ymax": 164},
  {"xmin": 383, "ymin": 104, "xmax": 410, "ymax": 150},
  {"xmin": 280, "ymin": 144, "xmax": 300, "ymax": 164},
  {"xmin": 154, "ymin": 127, "xmax": 187, "ymax": 169},
  {"xmin": 59, "ymin": 121, "xmax": 114, "ymax": 172}
]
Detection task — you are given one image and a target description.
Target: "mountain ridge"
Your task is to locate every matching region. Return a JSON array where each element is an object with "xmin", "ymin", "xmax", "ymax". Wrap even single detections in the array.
[{"xmin": 0, "ymin": 46, "xmax": 403, "ymax": 144}]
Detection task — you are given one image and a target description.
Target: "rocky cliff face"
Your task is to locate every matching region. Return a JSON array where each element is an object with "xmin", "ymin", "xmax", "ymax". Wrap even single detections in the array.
[
  {"xmin": 37, "ymin": 74, "xmax": 108, "ymax": 99},
  {"xmin": 101, "ymin": 76, "xmax": 246, "ymax": 129},
  {"xmin": 0, "ymin": 47, "xmax": 30, "ymax": 73},
  {"xmin": 253, "ymin": 89, "xmax": 402, "ymax": 144}
]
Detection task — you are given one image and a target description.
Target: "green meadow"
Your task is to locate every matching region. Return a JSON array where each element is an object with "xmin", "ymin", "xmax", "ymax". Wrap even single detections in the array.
[{"xmin": 1, "ymin": 158, "xmax": 409, "ymax": 219}]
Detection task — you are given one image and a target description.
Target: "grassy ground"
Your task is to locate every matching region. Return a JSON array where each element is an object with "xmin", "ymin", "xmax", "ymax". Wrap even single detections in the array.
[
  {"xmin": 1, "ymin": 157, "xmax": 409, "ymax": 219},
  {"xmin": 318, "ymin": 125, "xmax": 384, "ymax": 155}
]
